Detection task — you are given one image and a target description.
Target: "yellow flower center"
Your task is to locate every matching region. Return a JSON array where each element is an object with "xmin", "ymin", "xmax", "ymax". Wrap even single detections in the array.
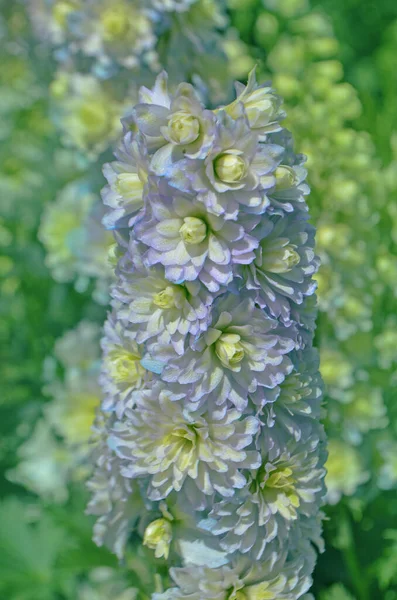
[
  {"xmin": 262, "ymin": 466, "xmax": 300, "ymax": 513},
  {"xmin": 115, "ymin": 172, "xmax": 144, "ymax": 199},
  {"xmin": 53, "ymin": 1, "xmax": 76, "ymax": 28},
  {"xmin": 266, "ymin": 466, "xmax": 295, "ymax": 489},
  {"xmin": 274, "ymin": 165, "xmax": 297, "ymax": 190},
  {"xmin": 228, "ymin": 591, "xmax": 247, "ymax": 600},
  {"xmin": 215, "ymin": 333, "xmax": 245, "ymax": 370},
  {"xmin": 260, "ymin": 241, "xmax": 300, "ymax": 274},
  {"xmin": 179, "ymin": 217, "xmax": 207, "ymax": 245},
  {"xmin": 214, "ymin": 153, "xmax": 247, "ymax": 183},
  {"xmin": 61, "ymin": 392, "xmax": 99, "ymax": 445},
  {"xmin": 106, "ymin": 346, "xmax": 145, "ymax": 386},
  {"xmin": 279, "ymin": 374, "xmax": 310, "ymax": 404},
  {"xmin": 168, "ymin": 112, "xmax": 200, "ymax": 145},
  {"xmin": 153, "ymin": 286, "xmax": 177, "ymax": 309},
  {"xmin": 101, "ymin": 6, "xmax": 131, "ymax": 41},
  {"xmin": 78, "ymin": 100, "xmax": 109, "ymax": 137},
  {"xmin": 229, "ymin": 586, "xmax": 276, "ymax": 600},
  {"xmin": 245, "ymin": 89, "xmax": 278, "ymax": 122},
  {"xmin": 143, "ymin": 518, "xmax": 173, "ymax": 560}
]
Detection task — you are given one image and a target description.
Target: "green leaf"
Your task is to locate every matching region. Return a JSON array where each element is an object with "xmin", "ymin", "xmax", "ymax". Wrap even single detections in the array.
[
  {"xmin": 320, "ymin": 583, "xmax": 356, "ymax": 600},
  {"xmin": 374, "ymin": 529, "xmax": 397, "ymax": 589},
  {"xmin": 0, "ymin": 497, "xmax": 71, "ymax": 599}
]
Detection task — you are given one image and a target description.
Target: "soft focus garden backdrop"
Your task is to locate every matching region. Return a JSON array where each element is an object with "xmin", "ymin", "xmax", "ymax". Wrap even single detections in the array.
[{"xmin": 1, "ymin": 0, "xmax": 397, "ymax": 598}]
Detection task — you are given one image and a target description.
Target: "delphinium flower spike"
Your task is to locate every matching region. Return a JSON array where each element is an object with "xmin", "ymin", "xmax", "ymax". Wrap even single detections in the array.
[{"xmin": 89, "ymin": 68, "xmax": 326, "ymax": 598}]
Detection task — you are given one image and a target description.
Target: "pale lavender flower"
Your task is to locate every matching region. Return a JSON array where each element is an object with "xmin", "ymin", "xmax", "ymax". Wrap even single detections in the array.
[
  {"xmin": 201, "ymin": 431, "xmax": 326, "ymax": 560},
  {"xmin": 86, "ymin": 418, "xmax": 146, "ymax": 559},
  {"xmin": 156, "ymin": 295, "xmax": 296, "ymax": 411},
  {"xmin": 153, "ymin": 552, "xmax": 315, "ymax": 600},
  {"xmin": 133, "ymin": 71, "xmax": 217, "ymax": 172},
  {"xmin": 239, "ymin": 211, "xmax": 319, "ymax": 325},
  {"xmin": 224, "ymin": 67, "xmax": 286, "ymax": 138},
  {"xmin": 109, "ymin": 382, "xmax": 261, "ymax": 510},
  {"xmin": 112, "ymin": 256, "xmax": 212, "ymax": 355},
  {"xmin": 100, "ymin": 313, "xmax": 150, "ymax": 415},
  {"xmin": 167, "ymin": 110, "xmax": 283, "ymax": 220},
  {"xmin": 135, "ymin": 185, "xmax": 260, "ymax": 292},
  {"xmin": 101, "ymin": 132, "xmax": 149, "ymax": 230}
]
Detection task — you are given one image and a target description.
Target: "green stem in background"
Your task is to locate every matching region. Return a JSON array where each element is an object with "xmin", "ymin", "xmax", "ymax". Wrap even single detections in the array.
[{"xmin": 339, "ymin": 507, "xmax": 370, "ymax": 600}]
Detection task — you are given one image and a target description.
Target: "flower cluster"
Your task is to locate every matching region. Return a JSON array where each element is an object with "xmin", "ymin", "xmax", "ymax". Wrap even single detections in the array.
[
  {"xmin": 28, "ymin": 0, "xmax": 231, "ymax": 96},
  {"xmin": 89, "ymin": 69, "xmax": 325, "ymax": 597},
  {"xmin": 39, "ymin": 180, "xmax": 114, "ymax": 303},
  {"xmin": 8, "ymin": 321, "xmax": 103, "ymax": 503}
]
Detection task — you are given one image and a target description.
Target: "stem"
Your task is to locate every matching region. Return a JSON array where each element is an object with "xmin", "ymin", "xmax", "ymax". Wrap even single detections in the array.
[{"xmin": 341, "ymin": 509, "xmax": 370, "ymax": 600}]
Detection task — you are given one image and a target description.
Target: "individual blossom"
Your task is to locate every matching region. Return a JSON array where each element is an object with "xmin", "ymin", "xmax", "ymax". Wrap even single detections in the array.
[
  {"xmin": 51, "ymin": 72, "xmax": 124, "ymax": 158},
  {"xmin": 158, "ymin": 295, "xmax": 296, "ymax": 411},
  {"xmin": 340, "ymin": 384, "xmax": 388, "ymax": 443},
  {"xmin": 135, "ymin": 187, "xmax": 260, "ymax": 292},
  {"xmin": 65, "ymin": 0, "xmax": 158, "ymax": 74},
  {"xmin": 325, "ymin": 440, "xmax": 369, "ymax": 505},
  {"xmin": 201, "ymin": 432, "xmax": 326, "ymax": 559},
  {"xmin": 39, "ymin": 180, "xmax": 114, "ymax": 301},
  {"xmin": 109, "ymin": 382, "xmax": 261, "ymax": 510},
  {"xmin": 259, "ymin": 348, "xmax": 323, "ymax": 443},
  {"xmin": 153, "ymin": 552, "xmax": 315, "ymax": 600},
  {"xmin": 290, "ymin": 294, "xmax": 319, "ymax": 348},
  {"xmin": 172, "ymin": 110, "xmax": 282, "ymax": 220},
  {"xmin": 112, "ymin": 254, "xmax": 212, "ymax": 355},
  {"xmin": 223, "ymin": 66, "xmax": 285, "ymax": 138},
  {"xmin": 133, "ymin": 71, "xmax": 217, "ymax": 174},
  {"xmin": 86, "ymin": 418, "xmax": 146, "ymax": 559},
  {"xmin": 102, "ymin": 132, "xmax": 149, "ymax": 230},
  {"xmin": 100, "ymin": 313, "xmax": 149, "ymax": 416},
  {"xmin": 267, "ymin": 160, "xmax": 310, "ymax": 217},
  {"xmin": 239, "ymin": 211, "xmax": 319, "ymax": 324}
]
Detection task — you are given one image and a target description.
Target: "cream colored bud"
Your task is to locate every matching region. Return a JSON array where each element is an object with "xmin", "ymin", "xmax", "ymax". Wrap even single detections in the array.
[
  {"xmin": 106, "ymin": 347, "xmax": 145, "ymax": 386},
  {"xmin": 215, "ymin": 333, "xmax": 245, "ymax": 370},
  {"xmin": 214, "ymin": 153, "xmax": 247, "ymax": 183},
  {"xmin": 244, "ymin": 90, "xmax": 278, "ymax": 128},
  {"xmin": 153, "ymin": 286, "xmax": 177, "ymax": 309},
  {"xmin": 168, "ymin": 113, "xmax": 200, "ymax": 145},
  {"xmin": 274, "ymin": 166, "xmax": 297, "ymax": 191},
  {"xmin": 143, "ymin": 518, "xmax": 172, "ymax": 559},
  {"xmin": 101, "ymin": 6, "xmax": 130, "ymax": 41},
  {"xmin": 179, "ymin": 217, "xmax": 207, "ymax": 245},
  {"xmin": 261, "ymin": 242, "xmax": 300, "ymax": 274},
  {"xmin": 115, "ymin": 173, "xmax": 144, "ymax": 198}
]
